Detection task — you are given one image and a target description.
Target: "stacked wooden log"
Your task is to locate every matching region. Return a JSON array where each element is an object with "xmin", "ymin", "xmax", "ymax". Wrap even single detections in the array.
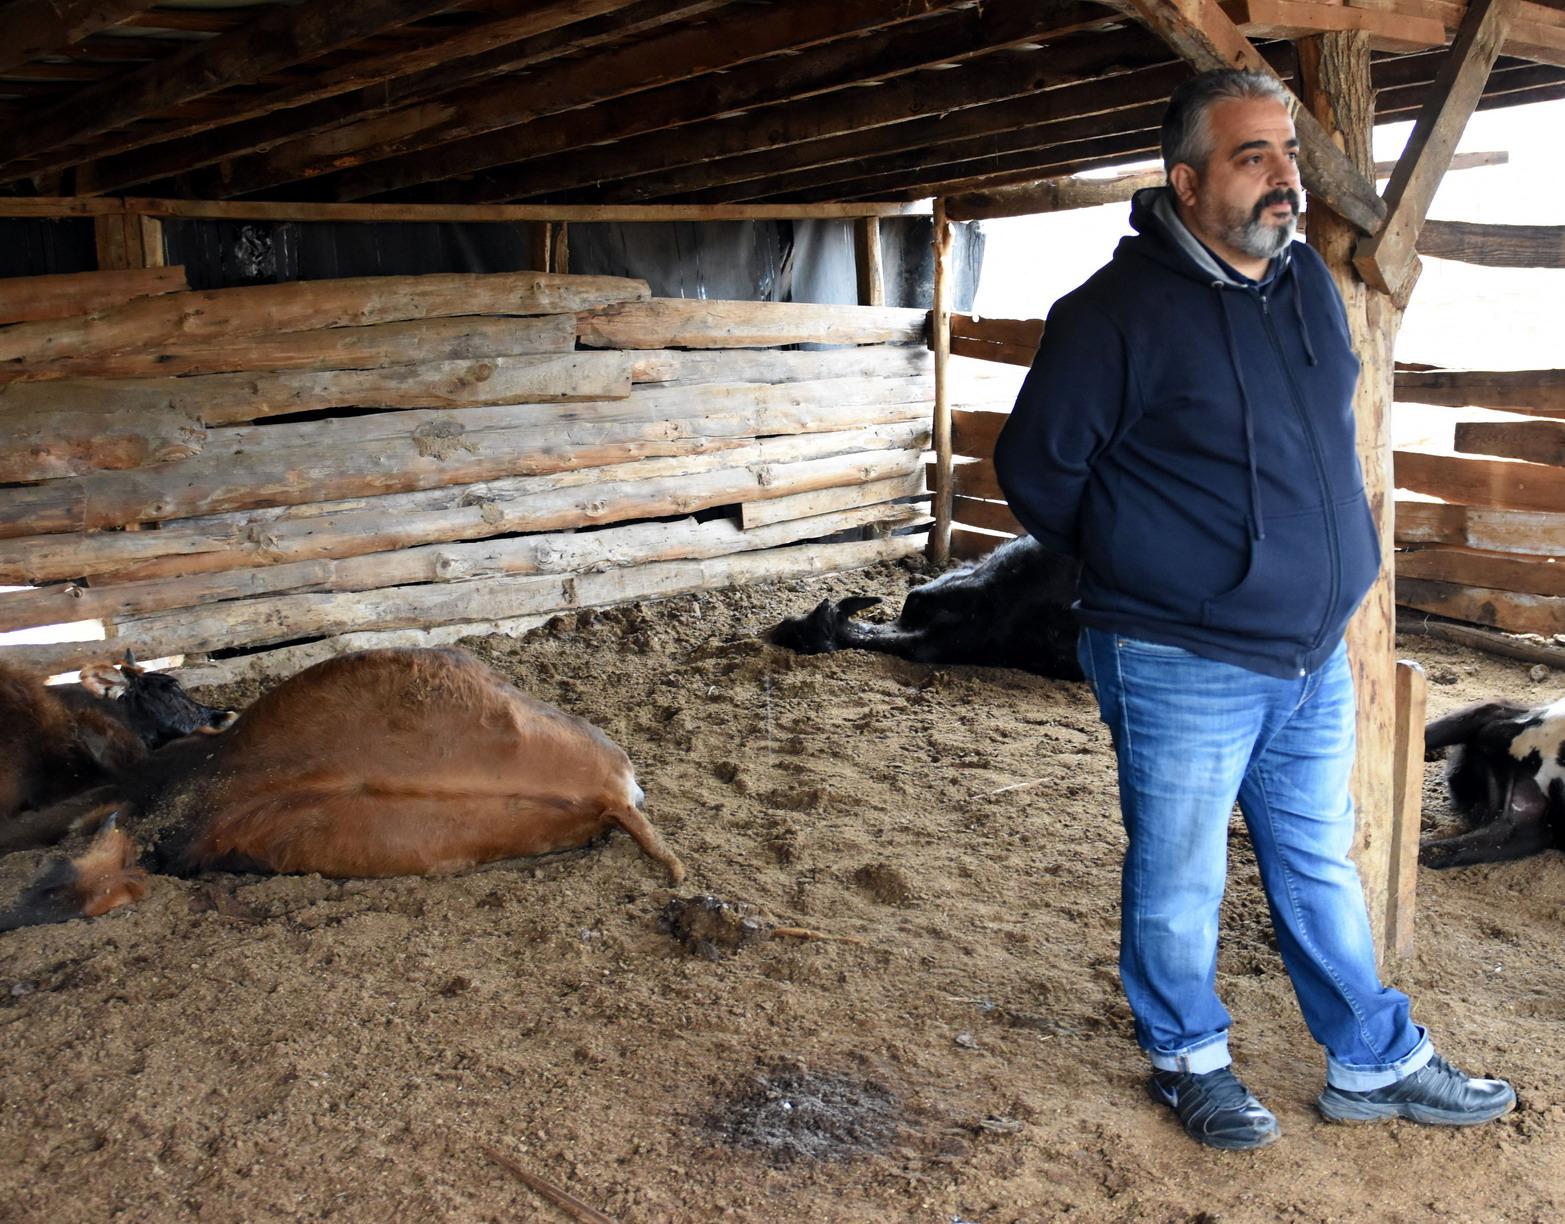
[
  {"xmin": 1394, "ymin": 365, "xmax": 1565, "ymax": 635},
  {"xmin": 0, "ymin": 268, "xmax": 940, "ymax": 677}
]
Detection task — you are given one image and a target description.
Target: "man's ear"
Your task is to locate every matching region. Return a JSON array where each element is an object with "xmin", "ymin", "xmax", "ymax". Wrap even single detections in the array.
[{"xmin": 1169, "ymin": 162, "xmax": 1201, "ymax": 211}]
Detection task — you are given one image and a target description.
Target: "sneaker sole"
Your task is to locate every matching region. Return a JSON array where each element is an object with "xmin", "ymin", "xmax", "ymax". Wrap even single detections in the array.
[
  {"xmin": 1316, "ymin": 1094, "xmax": 1516, "ymax": 1126},
  {"xmin": 1149, "ymin": 1080, "xmax": 1281, "ymax": 1151}
]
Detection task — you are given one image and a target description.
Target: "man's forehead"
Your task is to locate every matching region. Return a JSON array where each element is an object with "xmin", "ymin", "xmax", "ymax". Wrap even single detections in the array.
[{"xmin": 1209, "ymin": 98, "xmax": 1297, "ymax": 149}]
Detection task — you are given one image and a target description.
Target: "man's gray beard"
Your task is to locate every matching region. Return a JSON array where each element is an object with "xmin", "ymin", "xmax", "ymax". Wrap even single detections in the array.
[{"xmin": 1230, "ymin": 210, "xmax": 1296, "ymax": 259}]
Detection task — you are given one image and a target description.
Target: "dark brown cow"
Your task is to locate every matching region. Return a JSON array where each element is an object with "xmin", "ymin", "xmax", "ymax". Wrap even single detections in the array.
[
  {"xmin": 2, "ymin": 647, "xmax": 683, "ymax": 929},
  {"xmin": 0, "ymin": 654, "xmax": 234, "ymax": 824},
  {"xmin": 1421, "ymin": 696, "xmax": 1565, "ymax": 868}
]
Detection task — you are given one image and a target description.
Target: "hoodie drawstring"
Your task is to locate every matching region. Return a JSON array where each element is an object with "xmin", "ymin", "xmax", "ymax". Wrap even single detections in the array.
[
  {"xmin": 1289, "ymin": 261, "xmax": 1318, "ymax": 366},
  {"xmin": 1214, "ymin": 285, "xmax": 1266, "ymax": 542}
]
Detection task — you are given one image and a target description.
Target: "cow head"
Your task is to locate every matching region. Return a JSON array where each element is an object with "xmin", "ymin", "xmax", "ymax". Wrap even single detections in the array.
[{"xmin": 80, "ymin": 653, "xmax": 238, "ymax": 749}]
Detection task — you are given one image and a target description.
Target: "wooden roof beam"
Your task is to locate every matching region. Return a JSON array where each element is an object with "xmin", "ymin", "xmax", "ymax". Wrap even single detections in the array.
[
  {"xmin": 1224, "ymin": 0, "xmax": 1449, "ymax": 51},
  {"xmin": 0, "ymin": 0, "xmax": 155, "ymax": 76},
  {"xmin": 1355, "ymin": 0, "xmax": 1515, "ymax": 298},
  {"xmin": 321, "ymin": 0, "xmax": 1129, "ymax": 203},
  {"xmin": 188, "ymin": 0, "xmax": 988, "ymax": 200},
  {"xmin": 75, "ymin": 0, "xmax": 682, "ymax": 195},
  {"xmin": 1124, "ymin": 0, "xmax": 1386, "ymax": 233},
  {"xmin": 0, "ymin": 0, "xmax": 473, "ymax": 183},
  {"xmin": 396, "ymin": 34, "xmax": 1175, "ymax": 204}
]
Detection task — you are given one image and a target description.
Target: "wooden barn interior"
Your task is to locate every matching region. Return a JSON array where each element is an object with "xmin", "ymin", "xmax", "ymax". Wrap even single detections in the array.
[{"xmin": 3, "ymin": 0, "xmax": 1565, "ymax": 965}]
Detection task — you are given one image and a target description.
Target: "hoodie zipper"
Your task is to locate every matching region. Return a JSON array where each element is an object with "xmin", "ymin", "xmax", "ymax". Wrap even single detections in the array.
[{"xmin": 1256, "ymin": 290, "xmax": 1339, "ymax": 659}]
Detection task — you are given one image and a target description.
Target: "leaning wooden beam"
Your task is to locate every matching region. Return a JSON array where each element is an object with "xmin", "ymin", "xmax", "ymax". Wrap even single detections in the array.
[
  {"xmin": 0, "ymin": 0, "xmax": 468, "ymax": 182},
  {"xmin": 1396, "ymin": 577, "xmax": 1565, "ymax": 636},
  {"xmin": 0, "ymin": 0, "xmax": 155, "ymax": 77},
  {"xmin": 0, "ymin": 462, "xmax": 922, "ymax": 634},
  {"xmin": 0, "ymin": 197, "xmax": 932, "ymax": 223},
  {"xmin": 1124, "ymin": 0, "xmax": 1386, "ymax": 234},
  {"xmin": 0, "ymin": 266, "xmax": 188, "ymax": 325},
  {"xmin": 1455, "ymin": 420, "xmax": 1565, "ymax": 466},
  {"xmin": 1395, "ymin": 367, "xmax": 1565, "ymax": 416},
  {"xmin": 0, "ymin": 382, "xmax": 934, "ymax": 540},
  {"xmin": 0, "ymin": 423, "xmax": 931, "ymax": 586},
  {"xmin": 1417, "ymin": 219, "xmax": 1565, "ymax": 267},
  {"xmin": 0, "ymin": 272, "xmax": 648, "ymax": 381},
  {"xmin": 5, "ymin": 313, "xmax": 576, "ymax": 381},
  {"xmin": 1354, "ymin": 0, "xmax": 1516, "ymax": 298},
  {"xmin": 1395, "ymin": 499, "xmax": 1565, "ymax": 556},
  {"xmin": 945, "ymin": 150, "xmax": 1509, "ymax": 221},
  {"xmin": 0, "ymin": 533, "xmax": 924, "ymax": 676},
  {"xmin": 577, "ymin": 299, "xmax": 927, "ymax": 349},
  {"xmin": 1394, "ymin": 450, "xmax": 1565, "ymax": 513}
]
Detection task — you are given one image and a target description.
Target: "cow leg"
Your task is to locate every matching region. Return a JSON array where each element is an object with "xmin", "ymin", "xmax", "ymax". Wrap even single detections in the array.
[
  {"xmin": 0, "ymin": 787, "xmax": 120, "ymax": 854},
  {"xmin": 0, "ymin": 819, "xmax": 148, "ymax": 930},
  {"xmin": 1425, "ymin": 701, "xmax": 1532, "ymax": 756},
  {"xmin": 1420, "ymin": 778, "xmax": 1553, "ymax": 868}
]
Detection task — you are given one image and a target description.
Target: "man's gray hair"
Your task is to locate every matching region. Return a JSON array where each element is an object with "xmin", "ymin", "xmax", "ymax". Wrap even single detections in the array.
[{"xmin": 1160, "ymin": 70, "xmax": 1292, "ymax": 174}]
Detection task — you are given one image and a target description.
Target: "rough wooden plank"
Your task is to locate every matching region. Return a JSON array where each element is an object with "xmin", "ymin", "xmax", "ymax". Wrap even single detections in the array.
[
  {"xmin": 0, "ymin": 535, "xmax": 922, "ymax": 675},
  {"xmin": 1386, "ymin": 658, "xmax": 1426, "ymax": 960},
  {"xmin": 1353, "ymin": 0, "xmax": 1515, "ymax": 297},
  {"xmin": 1394, "ymin": 449, "xmax": 1565, "ymax": 512},
  {"xmin": 1124, "ymin": 0, "xmax": 1387, "ymax": 234},
  {"xmin": 0, "ymin": 266, "xmax": 187, "ymax": 325},
  {"xmin": 940, "ymin": 457, "xmax": 1006, "ymax": 502},
  {"xmin": 1455, "ymin": 420, "xmax": 1565, "ymax": 466},
  {"xmin": 1224, "ymin": 0, "xmax": 1448, "ymax": 50},
  {"xmin": 952, "ymin": 495, "xmax": 1023, "ymax": 537},
  {"xmin": 577, "ymin": 299, "xmax": 927, "ymax": 349},
  {"xmin": 950, "ymin": 315, "xmax": 1046, "ymax": 349},
  {"xmin": 1395, "ymin": 545, "xmax": 1565, "ymax": 595},
  {"xmin": 1396, "ymin": 575, "xmax": 1565, "ymax": 635},
  {"xmin": 1394, "ymin": 499, "xmax": 1565, "ymax": 556},
  {"xmin": 949, "ymin": 336, "xmax": 1042, "ymax": 367},
  {"xmin": 1418, "ymin": 219, "xmax": 1565, "ymax": 267},
  {"xmin": 1396, "ymin": 367, "xmax": 1565, "ymax": 415},
  {"xmin": 16, "ymin": 313, "xmax": 578, "ymax": 381},
  {"xmin": 740, "ymin": 472, "xmax": 925, "ymax": 529},
  {"xmin": 855, "ymin": 218, "xmax": 885, "ymax": 308},
  {"xmin": 0, "ymin": 423, "xmax": 930, "ymax": 587},
  {"xmin": 0, "ymin": 272, "xmax": 649, "ymax": 382},
  {"xmin": 628, "ymin": 345, "xmax": 933, "ymax": 386},
  {"xmin": 950, "ymin": 526, "xmax": 1012, "ymax": 560},
  {"xmin": 952, "ymin": 409, "xmax": 1010, "ymax": 460},
  {"xmin": 0, "ymin": 481, "xmax": 923, "ymax": 634}
]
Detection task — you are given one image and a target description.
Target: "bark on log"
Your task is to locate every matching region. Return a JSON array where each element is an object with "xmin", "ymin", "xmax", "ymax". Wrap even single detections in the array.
[
  {"xmin": 0, "ymin": 272, "xmax": 649, "ymax": 381},
  {"xmin": 0, "ymin": 266, "xmax": 187, "ymax": 325},
  {"xmin": 577, "ymin": 299, "xmax": 928, "ymax": 349},
  {"xmin": 0, "ymin": 534, "xmax": 922, "ymax": 674}
]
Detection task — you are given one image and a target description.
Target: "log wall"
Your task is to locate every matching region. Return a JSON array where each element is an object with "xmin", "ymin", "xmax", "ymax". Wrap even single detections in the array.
[{"xmin": 0, "ymin": 268, "xmax": 937, "ymax": 677}]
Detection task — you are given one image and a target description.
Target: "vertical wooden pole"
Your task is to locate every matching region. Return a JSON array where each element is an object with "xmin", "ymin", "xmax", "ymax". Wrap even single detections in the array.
[
  {"xmin": 929, "ymin": 198, "xmax": 954, "ymax": 565},
  {"xmin": 855, "ymin": 216, "xmax": 885, "ymax": 306},
  {"xmin": 93, "ymin": 208, "xmax": 164, "ymax": 271},
  {"xmin": 1387, "ymin": 659, "xmax": 1428, "ymax": 958},
  {"xmin": 1297, "ymin": 32, "xmax": 1406, "ymax": 965},
  {"xmin": 528, "ymin": 221, "xmax": 554, "ymax": 273},
  {"xmin": 552, "ymin": 221, "xmax": 570, "ymax": 275}
]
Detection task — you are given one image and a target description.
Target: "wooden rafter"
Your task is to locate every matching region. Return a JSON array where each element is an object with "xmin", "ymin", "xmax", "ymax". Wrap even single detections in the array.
[
  {"xmin": 1354, "ymin": 0, "xmax": 1517, "ymax": 298},
  {"xmin": 189, "ymin": 0, "xmax": 988, "ymax": 200},
  {"xmin": 0, "ymin": 0, "xmax": 473, "ymax": 182},
  {"xmin": 1124, "ymin": 0, "xmax": 1386, "ymax": 233},
  {"xmin": 75, "ymin": 0, "xmax": 702, "ymax": 196},
  {"xmin": 0, "ymin": 0, "xmax": 153, "ymax": 76}
]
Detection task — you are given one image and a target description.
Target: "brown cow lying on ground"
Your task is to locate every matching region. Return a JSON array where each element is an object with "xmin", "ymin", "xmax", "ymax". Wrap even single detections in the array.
[
  {"xmin": 1, "ymin": 647, "xmax": 683, "ymax": 930},
  {"xmin": 0, "ymin": 654, "xmax": 235, "ymax": 823},
  {"xmin": 1421, "ymin": 696, "xmax": 1565, "ymax": 868}
]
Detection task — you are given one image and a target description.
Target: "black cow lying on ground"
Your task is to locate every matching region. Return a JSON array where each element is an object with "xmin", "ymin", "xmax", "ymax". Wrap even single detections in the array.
[
  {"xmin": 1421, "ymin": 696, "xmax": 1565, "ymax": 868},
  {"xmin": 770, "ymin": 534, "xmax": 1083, "ymax": 681}
]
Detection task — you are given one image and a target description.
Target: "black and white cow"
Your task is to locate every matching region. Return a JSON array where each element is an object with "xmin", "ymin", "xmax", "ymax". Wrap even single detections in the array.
[
  {"xmin": 1421, "ymin": 697, "xmax": 1565, "ymax": 868},
  {"xmin": 769, "ymin": 534, "xmax": 1082, "ymax": 681}
]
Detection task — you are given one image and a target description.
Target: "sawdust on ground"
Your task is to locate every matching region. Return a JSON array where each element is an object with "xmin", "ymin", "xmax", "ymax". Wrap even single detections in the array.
[{"xmin": 2, "ymin": 556, "xmax": 1562, "ymax": 1223}]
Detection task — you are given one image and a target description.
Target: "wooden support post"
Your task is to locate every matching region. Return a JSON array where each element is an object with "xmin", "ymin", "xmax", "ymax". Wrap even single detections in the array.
[
  {"xmin": 1353, "ymin": 0, "xmax": 1515, "ymax": 300},
  {"xmin": 529, "ymin": 221, "xmax": 554, "ymax": 273},
  {"xmin": 854, "ymin": 217, "xmax": 885, "ymax": 306},
  {"xmin": 93, "ymin": 209, "xmax": 165, "ymax": 271},
  {"xmin": 552, "ymin": 221, "xmax": 570, "ymax": 275},
  {"xmin": 1297, "ymin": 32, "xmax": 1406, "ymax": 965},
  {"xmin": 928, "ymin": 198, "xmax": 955, "ymax": 566},
  {"xmin": 1387, "ymin": 660, "xmax": 1428, "ymax": 960}
]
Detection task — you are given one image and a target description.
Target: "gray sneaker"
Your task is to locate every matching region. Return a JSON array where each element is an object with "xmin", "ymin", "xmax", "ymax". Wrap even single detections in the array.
[
  {"xmin": 1149, "ymin": 1067, "xmax": 1280, "ymax": 1150},
  {"xmin": 1317, "ymin": 1054, "xmax": 1516, "ymax": 1125}
]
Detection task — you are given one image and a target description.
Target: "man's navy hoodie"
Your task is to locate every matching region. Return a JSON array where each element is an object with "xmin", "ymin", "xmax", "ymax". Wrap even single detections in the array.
[{"xmin": 994, "ymin": 186, "xmax": 1379, "ymax": 679}]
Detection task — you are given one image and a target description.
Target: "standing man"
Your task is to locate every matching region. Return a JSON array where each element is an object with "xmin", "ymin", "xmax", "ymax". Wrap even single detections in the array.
[{"xmin": 994, "ymin": 69, "xmax": 1514, "ymax": 1151}]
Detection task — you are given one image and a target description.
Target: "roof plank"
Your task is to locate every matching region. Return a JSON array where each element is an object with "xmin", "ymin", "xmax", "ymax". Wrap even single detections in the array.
[{"xmin": 0, "ymin": 1, "xmax": 164, "ymax": 75}]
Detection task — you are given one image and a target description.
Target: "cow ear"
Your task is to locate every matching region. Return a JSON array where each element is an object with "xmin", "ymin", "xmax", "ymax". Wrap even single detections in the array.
[
  {"xmin": 837, "ymin": 597, "xmax": 882, "ymax": 618},
  {"xmin": 120, "ymin": 650, "xmax": 144, "ymax": 676},
  {"xmin": 79, "ymin": 660, "xmax": 127, "ymax": 698}
]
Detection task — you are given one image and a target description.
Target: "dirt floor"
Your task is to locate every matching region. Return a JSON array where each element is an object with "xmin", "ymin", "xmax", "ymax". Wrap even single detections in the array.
[{"xmin": 2, "ymin": 556, "xmax": 1563, "ymax": 1223}]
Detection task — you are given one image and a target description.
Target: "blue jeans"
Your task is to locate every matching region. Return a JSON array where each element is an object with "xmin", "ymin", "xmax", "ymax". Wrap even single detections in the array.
[{"xmin": 1078, "ymin": 628, "xmax": 1431, "ymax": 1091}]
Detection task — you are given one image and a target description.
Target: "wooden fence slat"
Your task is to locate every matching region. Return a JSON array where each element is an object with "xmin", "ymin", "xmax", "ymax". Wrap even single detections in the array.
[
  {"xmin": 1395, "ymin": 575, "xmax": 1565, "ymax": 635},
  {"xmin": 951, "ymin": 495, "xmax": 1022, "ymax": 537},
  {"xmin": 629, "ymin": 345, "xmax": 932, "ymax": 385},
  {"xmin": 1454, "ymin": 420, "xmax": 1565, "ymax": 467},
  {"xmin": 952, "ymin": 408, "xmax": 1009, "ymax": 459},
  {"xmin": 1393, "ymin": 545, "xmax": 1565, "ymax": 595},
  {"xmin": 1394, "ymin": 499, "xmax": 1565, "ymax": 556},
  {"xmin": 1395, "ymin": 367, "xmax": 1565, "ymax": 415},
  {"xmin": 949, "ymin": 313, "xmax": 1045, "ymax": 348},
  {"xmin": 1393, "ymin": 449, "xmax": 1565, "ymax": 512},
  {"xmin": 931, "ymin": 456, "xmax": 1006, "ymax": 502},
  {"xmin": 577, "ymin": 298, "xmax": 928, "ymax": 349},
  {"xmin": 949, "ymin": 335, "xmax": 1039, "ymax": 367},
  {"xmin": 1418, "ymin": 219, "xmax": 1565, "ymax": 268},
  {"xmin": 739, "ymin": 471, "xmax": 925, "ymax": 529}
]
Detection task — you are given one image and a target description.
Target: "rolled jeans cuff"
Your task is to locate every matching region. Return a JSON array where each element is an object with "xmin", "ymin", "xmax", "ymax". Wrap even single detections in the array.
[
  {"xmin": 1147, "ymin": 1034, "xmax": 1231, "ymax": 1076},
  {"xmin": 1325, "ymin": 1026, "xmax": 1433, "ymax": 1091}
]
